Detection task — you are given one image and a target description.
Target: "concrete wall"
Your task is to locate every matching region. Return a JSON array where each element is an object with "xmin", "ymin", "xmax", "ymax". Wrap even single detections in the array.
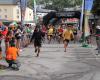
[
  {"xmin": 0, "ymin": 5, "xmax": 13, "ymax": 20},
  {"xmin": 13, "ymin": 5, "xmax": 21, "ymax": 21},
  {"xmin": 24, "ymin": 7, "xmax": 34, "ymax": 22},
  {"xmin": 0, "ymin": 4, "xmax": 33, "ymax": 22},
  {"xmin": 0, "ymin": 0, "xmax": 15, "ymax": 4}
]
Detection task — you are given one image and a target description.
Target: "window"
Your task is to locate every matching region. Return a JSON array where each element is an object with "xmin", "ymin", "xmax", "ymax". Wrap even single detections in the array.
[
  {"xmin": 29, "ymin": 13, "xmax": 31, "ymax": 16},
  {"xmin": 17, "ymin": 15, "xmax": 19, "ymax": 19},
  {"xmin": 4, "ymin": 9, "xmax": 7, "ymax": 12},
  {"xmin": 5, "ymin": 15, "xmax": 7, "ymax": 18},
  {"xmin": 0, "ymin": 9, "xmax": 2, "ymax": 12},
  {"xmin": 17, "ymin": 9, "xmax": 19, "ymax": 14}
]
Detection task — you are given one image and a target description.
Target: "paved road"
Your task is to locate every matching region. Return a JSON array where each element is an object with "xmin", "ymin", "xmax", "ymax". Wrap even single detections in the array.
[{"xmin": 0, "ymin": 43, "xmax": 100, "ymax": 80}]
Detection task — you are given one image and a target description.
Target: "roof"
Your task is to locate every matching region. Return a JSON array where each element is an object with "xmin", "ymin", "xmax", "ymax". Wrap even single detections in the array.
[
  {"xmin": 36, "ymin": 8, "xmax": 56, "ymax": 13},
  {"xmin": 0, "ymin": 0, "xmax": 19, "ymax": 5}
]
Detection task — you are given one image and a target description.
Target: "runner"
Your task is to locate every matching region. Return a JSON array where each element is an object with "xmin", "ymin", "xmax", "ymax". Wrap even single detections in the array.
[
  {"xmin": 41, "ymin": 25, "xmax": 47, "ymax": 42},
  {"xmin": 47, "ymin": 25, "xmax": 54, "ymax": 44},
  {"xmin": 63, "ymin": 25, "xmax": 74, "ymax": 52},
  {"xmin": 57, "ymin": 25, "xmax": 63, "ymax": 43},
  {"xmin": 30, "ymin": 27, "xmax": 43, "ymax": 57},
  {"xmin": 73, "ymin": 27, "xmax": 78, "ymax": 43}
]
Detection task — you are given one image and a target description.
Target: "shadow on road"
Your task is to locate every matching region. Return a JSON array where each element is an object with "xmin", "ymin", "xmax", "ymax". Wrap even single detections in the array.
[{"xmin": 0, "ymin": 64, "xmax": 7, "ymax": 70}]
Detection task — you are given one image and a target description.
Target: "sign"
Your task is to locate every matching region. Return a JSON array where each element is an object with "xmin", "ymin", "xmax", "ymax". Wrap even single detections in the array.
[
  {"xmin": 67, "ymin": 18, "xmax": 78, "ymax": 23},
  {"xmin": 56, "ymin": 12, "xmax": 75, "ymax": 17},
  {"xmin": 56, "ymin": 11, "xmax": 81, "ymax": 18}
]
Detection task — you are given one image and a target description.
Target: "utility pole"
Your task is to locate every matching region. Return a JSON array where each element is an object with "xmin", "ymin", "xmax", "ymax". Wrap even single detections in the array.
[
  {"xmin": 80, "ymin": 0, "xmax": 84, "ymax": 31},
  {"xmin": 19, "ymin": 0, "xmax": 23, "ymax": 26},
  {"xmin": 33, "ymin": 0, "xmax": 37, "ymax": 24}
]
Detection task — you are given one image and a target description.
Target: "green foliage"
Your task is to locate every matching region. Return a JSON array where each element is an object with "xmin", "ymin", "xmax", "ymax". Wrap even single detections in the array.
[
  {"xmin": 92, "ymin": 0, "xmax": 100, "ymax": 15},
  {"xmin": 27, "ymin": 0, "xmax": 82, "ymax": 10}
]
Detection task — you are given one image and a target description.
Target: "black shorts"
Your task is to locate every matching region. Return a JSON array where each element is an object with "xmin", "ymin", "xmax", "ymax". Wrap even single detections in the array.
[
  {"xmin": 42, "ymin": 32, "xmax": 45, "ymax": 37},
  {"xmin": 34, "ymin": 40, "xmax": 41, "ymax": 47},
  {"xmin": 64, "ymin": 39, "xmax": 69, "ymax": 43},
  {"xmin": 58, "ymin": 34, "xmax": 62, "ymax": 37},
  {"xmin": 48, "ymin": 35, "xmax": 53, "ymax": 38}
]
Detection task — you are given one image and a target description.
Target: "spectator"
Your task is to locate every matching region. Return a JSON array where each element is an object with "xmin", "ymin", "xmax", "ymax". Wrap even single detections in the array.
[
  {"xmin": 95, "ymin": 25, "xmax": 100, "ymax": 55},
  {"xmin": 0, "ymin": 22, "xmax": 6, "ymax": 60},
  {"xmin": 6, "ymin": 43, "xmax": 20, "ymax": 70}
]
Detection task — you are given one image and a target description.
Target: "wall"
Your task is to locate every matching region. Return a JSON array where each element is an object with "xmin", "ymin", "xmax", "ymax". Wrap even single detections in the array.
[
  {"xmin": 24, "ymin": 7, "xmax": 34, "ymax": 22},
  {"xmin": 0, "ymin": 4, "xmax": 33, "ymax": 22},
  {"xmin": 0, "ymin": 5, "xmax": 14, "ymax": 20}
]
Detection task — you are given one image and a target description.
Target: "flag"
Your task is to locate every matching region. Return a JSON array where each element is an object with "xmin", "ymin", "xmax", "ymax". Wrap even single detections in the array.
[
  {"xmin": 85, "ymin": 0, "xmax": 94, "ymax": 11},
  {"xmin": 84, "ymin": 0, "xmax": 94, "ymax": 37}
]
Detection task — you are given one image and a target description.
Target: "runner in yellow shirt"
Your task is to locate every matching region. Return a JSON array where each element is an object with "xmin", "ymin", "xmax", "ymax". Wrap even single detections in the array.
[
  {"xmin": 47, "ymin": 25, "xmax": 54, "ymax": 43},
  {"xmin": 63, "ymin": 26, "xmax": 74, "ymax": 52}
]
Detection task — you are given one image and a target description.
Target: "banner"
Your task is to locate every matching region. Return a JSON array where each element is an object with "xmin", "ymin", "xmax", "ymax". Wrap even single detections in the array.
[
  {"xmin": 84, "ymin": 0, "xmax": 94, "ymax": 37},
  {"xmin": 84, "ymin": 15, "xmax": 90, "ymax": 37}
]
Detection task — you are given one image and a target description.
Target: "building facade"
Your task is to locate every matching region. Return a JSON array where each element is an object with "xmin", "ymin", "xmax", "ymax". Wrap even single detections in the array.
[{"xmin": 0, "ymin": 0, "xmax": 33, "ymax": 22}]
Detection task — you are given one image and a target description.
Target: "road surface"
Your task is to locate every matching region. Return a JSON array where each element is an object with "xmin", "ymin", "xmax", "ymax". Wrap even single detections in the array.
[{"xmin": 0, "ymin": 43, "xmax": 100, "ymax": 80}]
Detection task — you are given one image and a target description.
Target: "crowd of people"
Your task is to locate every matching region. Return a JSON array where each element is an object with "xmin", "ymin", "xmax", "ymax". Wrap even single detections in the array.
[
  {"xmin": 0, "ymin": 21, "xmax": 82, "ymax": 70},
  {"xmin": 0, "ymin": 21, "xmax": 34, "ymax": 70}
]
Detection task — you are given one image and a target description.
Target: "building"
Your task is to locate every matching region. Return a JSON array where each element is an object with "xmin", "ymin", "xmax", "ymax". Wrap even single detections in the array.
[{"xmin": 0, "ymin": 0, "xmax": 33, "ymax": 22}]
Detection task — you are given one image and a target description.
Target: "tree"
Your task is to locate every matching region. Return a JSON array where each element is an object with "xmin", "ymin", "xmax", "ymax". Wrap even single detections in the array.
[
  {"xmin": 44, "ymin": 0, "xmax": 82, "ymax": 11},
  {"xmin": 27, "ymin": 0, "xmax": 44, "ymax": 8},
  {"xmin": 92, "ymin": 0, "xmax": 100, "ymax": 16},
  {"xmin": 53, "ymin": 0, "xmax": 81, "ymax": 10},
  {"xmin": 27, "ymin": 0, "xmax": 82, "ymax": 11}
]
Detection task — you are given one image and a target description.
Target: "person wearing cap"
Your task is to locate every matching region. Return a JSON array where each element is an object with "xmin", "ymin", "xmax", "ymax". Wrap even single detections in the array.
[{"xmin": 95, "ymin": 25, "xmax": 100, "ymax": 55}]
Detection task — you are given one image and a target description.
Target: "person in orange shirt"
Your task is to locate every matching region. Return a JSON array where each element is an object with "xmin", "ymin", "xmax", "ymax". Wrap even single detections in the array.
[{"xmin": 6, "ymin": 43, "xmax": 20, "ymax": 70}]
